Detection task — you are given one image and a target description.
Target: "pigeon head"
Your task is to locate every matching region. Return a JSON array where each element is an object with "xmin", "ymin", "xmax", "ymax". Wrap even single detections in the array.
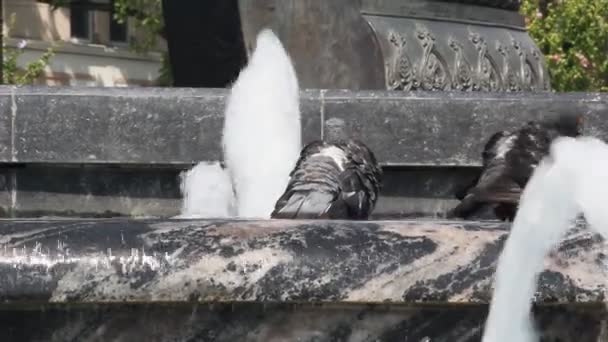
[{"xmin": 545, "ymin": 113, "xmax": 583, "ymax": 137}]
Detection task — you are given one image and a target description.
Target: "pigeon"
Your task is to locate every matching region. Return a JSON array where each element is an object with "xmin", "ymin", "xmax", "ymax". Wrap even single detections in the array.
[
  {"xmin": 448, "ymin": 113, "xmax": 583, "ymax": 221},
  {"xmin": 271, "ymin": 137, "xmax": 383, "ymax": 220}
]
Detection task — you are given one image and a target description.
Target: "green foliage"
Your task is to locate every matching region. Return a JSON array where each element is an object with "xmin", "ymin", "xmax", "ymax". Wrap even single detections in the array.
[
  {"xmin": 522, "ymin": 0, "xmax": 608, "ymax": 91},
  {"xmin": 112, "ymin": 0, "xmax": 171, "ymax": 86},
  {"xmin": 4, "ymin": 45, "xmax": 55, "ymax": 85},
  {"xmin": 156, "ymin": 52, "xmax": 172, "ymax": 87},
  {"xmin": 112, "ymin": 0, "xmax": 163, "ymax": 53},
  {"xmin": 45, "ymin": 0, "xmax": 70, "ymax": 9},
  {"xmin": 3, "ymin": 14, "xmax": 56, "ymax": 85}
]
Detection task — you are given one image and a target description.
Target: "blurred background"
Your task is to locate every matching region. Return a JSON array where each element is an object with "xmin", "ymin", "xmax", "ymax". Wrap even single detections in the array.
[
  {"xmin": 3, "ymin": 0, "xmax": 607, "ymax": 92},
  {"xmin": 3, "ymin": 0, "xmax": 246, "ymax": 88}
]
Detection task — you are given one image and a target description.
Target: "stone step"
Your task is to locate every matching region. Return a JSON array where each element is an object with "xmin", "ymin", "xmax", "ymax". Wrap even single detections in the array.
[
  {"xmin": 0, "ymin": 164, "xmax": 477, "ymax": 219},
  {"xmin": 0, "ymin": 86, "xmax": 606, "ymax": 218},
  {"xmin": 0, "ymin": 218, "xmax": 603, "ymax": 304},
  {"xmin": 2, "ymin": 86, "xmax": 606, "ymax": 167}
]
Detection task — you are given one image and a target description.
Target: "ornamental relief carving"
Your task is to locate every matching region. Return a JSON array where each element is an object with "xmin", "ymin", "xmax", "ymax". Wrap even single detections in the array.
[
  {"xmin": 449, "ymin": 38, "xmax": 473, "ymax": 91},
  {"xmin": 469, "ymin": 32, "xmax": 502, "ymax": 91},
  {"xmin": 497, "ymin": 41, "xmax": 521, "ymax": 91},
  {"xmin": 384, "ymin": 27, "xmax": 547, "ymax": 92},
  {"xmin": 387, "ymin": 32, "xmax": 416, "ymax": 91},
  {"xmin": 530, "ymin": 48, "xmax": 551, "ymax": 90},
  {"xmin": 511, "ymin": 39, "xmax": 538, "ymax": 91},
  {"xmin": 416, "ymin": 25, "xmax": 451, "ymax": 91}
]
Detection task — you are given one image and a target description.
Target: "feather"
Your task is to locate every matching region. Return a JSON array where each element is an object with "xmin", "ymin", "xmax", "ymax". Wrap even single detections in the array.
[
  {"xmin": 271, "ymin": 140, "xmax": 382, "ymax": 220},
  {"xmin": 449, "ymin": 115, "xmax": 582, "ymax": 221}
]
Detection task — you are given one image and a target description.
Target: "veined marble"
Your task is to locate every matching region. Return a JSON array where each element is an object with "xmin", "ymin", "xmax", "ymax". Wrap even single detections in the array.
[
  {"xmin": 0, "ymin": 303, "xmax": 607, "ymax": 342},
  {"xmin": 0, "ymin": 218, "xmax": 605, "ymax": 304},
  {"xmin": 0, "ymin": 218, "xmax": 607, "ymax": 341}
]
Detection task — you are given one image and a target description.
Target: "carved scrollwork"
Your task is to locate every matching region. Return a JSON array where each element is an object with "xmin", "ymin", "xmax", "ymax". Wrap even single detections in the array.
[
  {"xmin": 530, "ymin": 48, "xmax": 551, "ymax": 90},
  {"xmin": 416, "ymin": 25, "xmax": 451, "ymax": 91},
  {"xmin": 497, "ymin": 41, "xmax": 520, "ymax": 91},
  {"xmin": 449, "ymin": 38, "xmax": 473, "ymax": 91},
  {"xmin": 387, "ymin": 32, "xmax": 417, "ymax": 91},
  {"xmin": 510, "ymin": 39, "xmax": 537, "ymax": 91},
  {"xmin": 383, "ymin": 28, "xmax": 546, "ymax": 92},
  {"xmin": 521, "ymin": 61, "xmax": 536, "ymax": 91},
  {"xmin": 469, "ymin": 32, "xmax": 501, "ymax": 91}
]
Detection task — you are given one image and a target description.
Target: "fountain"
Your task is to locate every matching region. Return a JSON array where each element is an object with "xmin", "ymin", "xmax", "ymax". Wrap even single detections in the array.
[
  {"xmin": 1, "ymin": 84, "xmax": 608, "ymax": 341},
  {"xmin": 1, "ymin": 1, "xmax": 608, "ymax": 341},
  {"xmin": 178, "ymin": 161, "xmax": 235, "ymax": 218}
]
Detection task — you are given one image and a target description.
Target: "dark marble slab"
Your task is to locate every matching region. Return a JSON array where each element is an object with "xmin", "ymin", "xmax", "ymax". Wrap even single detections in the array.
[
  {"xmin": 7, "ymin": 86, "xmax": 322, "ymax": 165},
  {"xmin": 322, "ymin": 90, "xmax": 608, "ymax": 166},
  {"xmin": 1, "ymin": 86, "xmax": 608, "ymax": 166},
  {"xmin": 0, "ymin": 165, "xmax": 479, "ymax": 219},
  {"xmin": 0, "ymin": 94, "xmax": 11, "ymax": 162},
  {"xmin": 3, "ymin": 86, "xmax": 608, "ymax": 219},
  {"xmin": 0, "ymin": 218, "xmax": 605, "ymax": 305},
  {"xmin": 14, "ymin": 87, "xmax": 225, "ymax": 164},
  {"xmin": 12, "ymin": 165, "xmax": 182, "ymax": 218},
  {"xmin": 0, "ymin": 303, "xmax": 606, "ymax": 342}
]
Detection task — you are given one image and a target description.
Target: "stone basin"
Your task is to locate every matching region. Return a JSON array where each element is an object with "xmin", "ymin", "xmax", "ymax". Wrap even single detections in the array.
[
  {"xmin": 0, "ymin": 218, "xmax": 605, "ymax": 341},
  {"xmin": 1, "ymin": 86, "xmax": 608, "ymax": 340},
  {"xmin": 1, "ymin": 87, "xmax": 607, "ymax": 219}
]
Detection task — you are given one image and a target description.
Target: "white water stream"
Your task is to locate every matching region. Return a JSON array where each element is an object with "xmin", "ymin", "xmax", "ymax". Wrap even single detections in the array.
[{"xmin": 483, "ymin": 136, "xmax": 608, "ymax": 342}]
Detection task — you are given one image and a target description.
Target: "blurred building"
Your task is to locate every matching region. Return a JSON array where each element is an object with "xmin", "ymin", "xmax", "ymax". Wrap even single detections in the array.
[{"xmin": 4, "ymin": 0, "xmax": 165, "ymax": 86}]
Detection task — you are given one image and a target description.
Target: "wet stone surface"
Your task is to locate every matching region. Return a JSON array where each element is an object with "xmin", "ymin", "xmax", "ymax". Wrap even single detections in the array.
[
  {"xmin": 0, "ymin": 218, "xmax": 605, "ymax": 304},
  {"xmin": 0, "ymin": 218, "xmax": 606, "ymax": 341},
  {"xmin": 0, "ymin": 303, "xmax": 606, "ymax": 342}
]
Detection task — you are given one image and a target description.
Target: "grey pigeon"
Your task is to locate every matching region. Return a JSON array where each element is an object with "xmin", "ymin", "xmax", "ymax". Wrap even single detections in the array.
[
  {"xmin": 448, "ymin": 113, "xmax": 583, "ymax": 221},
  {"xmin": 271, "ymin": 119, "xmax": 382, "ymax": 220}
]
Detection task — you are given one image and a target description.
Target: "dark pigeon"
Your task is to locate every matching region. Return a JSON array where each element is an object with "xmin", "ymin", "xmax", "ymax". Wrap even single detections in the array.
[
  {"xmin": 448, "ymin": 113, "xmax": 583, "ymax": 221},
  {"xmin": 271, "ymin": 139, "xmax": 382, "ymax": 220}
]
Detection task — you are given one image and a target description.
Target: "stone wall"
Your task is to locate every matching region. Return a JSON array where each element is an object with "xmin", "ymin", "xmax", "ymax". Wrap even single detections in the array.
[{"xmin": 1, "ymin": 86, "xmax": 607, "ymax": 217}]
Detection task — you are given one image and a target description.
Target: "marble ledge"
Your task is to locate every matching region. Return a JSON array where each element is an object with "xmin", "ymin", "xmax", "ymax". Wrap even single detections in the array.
[{"xmin": 0, "ymin": 218, "xmax": 605, "ymax": 305}]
